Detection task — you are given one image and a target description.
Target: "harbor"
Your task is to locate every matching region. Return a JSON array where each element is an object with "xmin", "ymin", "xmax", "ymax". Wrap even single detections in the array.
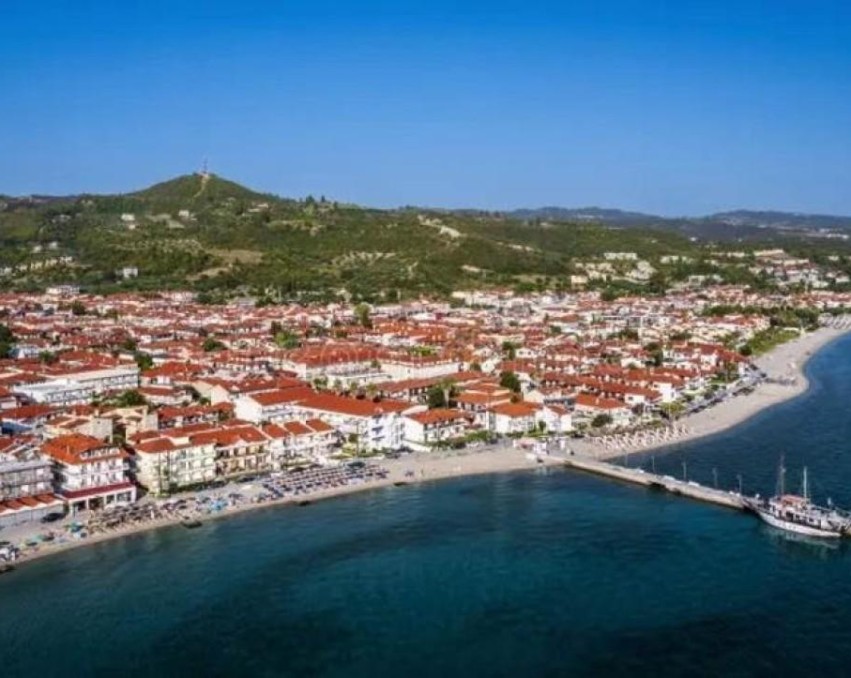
[
  {"xmin": 563, "ymin": 454, "xmax": 747, "ymax": 510},
  {"xmin": 563, "ymin": 453, "xmax": 851, "ymax": 538}
]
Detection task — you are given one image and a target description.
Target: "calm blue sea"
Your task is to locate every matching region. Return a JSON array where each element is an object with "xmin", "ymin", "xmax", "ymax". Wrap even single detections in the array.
[{"xmin": 4, "ymin": 334, "xmax": 851, "ymax": 677}]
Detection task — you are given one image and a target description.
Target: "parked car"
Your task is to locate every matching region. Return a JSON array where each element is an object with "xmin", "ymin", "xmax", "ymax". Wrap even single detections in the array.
[{"xmin": 40, "ymin": 512, "xmax": 66, "ymax": 524}]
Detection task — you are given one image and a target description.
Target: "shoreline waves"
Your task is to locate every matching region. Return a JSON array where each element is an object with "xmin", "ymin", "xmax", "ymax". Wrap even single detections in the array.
[{"xmin": 6, "ymin": 325, "xmax": 849, "ymax": 570}]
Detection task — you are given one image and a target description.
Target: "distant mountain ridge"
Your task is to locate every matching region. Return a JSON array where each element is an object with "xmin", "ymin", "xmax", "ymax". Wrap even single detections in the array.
[
  {"xmin": 6, "ymin": 176, "xmax": 851, "ymax": 236},
  {"xmin": 501, "ymin": 206, "xmax": 851, "ymax": 240},
  {"xmin": 507, "ymin": 206, "xmax": 665, "ymax": 225}
]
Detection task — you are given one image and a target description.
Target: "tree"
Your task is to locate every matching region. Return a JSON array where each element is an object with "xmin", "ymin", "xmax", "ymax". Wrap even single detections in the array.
[
  {"xmin": 501, "ymin": 341, "xmax": 517, "ymax": 360},
  {"xmin": 274, "ymin": 331, "xmax": 301, "ymax": 349},
  {"xmin": 438, "ymin": 377, "xmax": 457, "ymax": 408},
  {"xmin": 470, "ymin": 361, "xmax": 482, "ymax": 372},
  {"xmin": 499, "ymin": 370, "xmax": 522, "ymax": 393},
  {"xmin": 203, "ymin": 337, "xmax": 226, "ymax": 352},
  {"xmin": 591, "ymin": 413, "xmax": 613, "ymax": 428},
  {"xmin": 600, "ymin": 287, "xmax": 620, "ymax": 302},
  {"xmin": 38, "ymin": 350, "xmax": 58, "ymax": 365},
  {"xmin": 70, "ymin": 300, "xmax": 87, "ymax": 316},
  {"xmin": 355, "ymin": 303, "xmax": 372, "ymax": 329},
  {"xmin": 116, "ymin": 389, "xmax": 147, "ymax": 407},
  {"xmin": 427, "ymin": 385, "xmax": 447, "ymax": 409},
  {"xmin": 121, "ymin": 337, "xmax": 138, "ymax": 352},
  {"xmin": 134, "ymin": 351, "xmax": 154, "ymax": 371},
  {"xmin": 0, "ymin": 324, "xmax": 13, "ymax": 344},
  {"xmin": 0, "ymin": 323, "xmax": 15, "ymax": 359},
  {"xmin": 661, "ymin": 402, "xmax": 686, "ymax": 420},
  {"xmin": 647, "ymin": 271, "xmax": 668, "ymax": 295}
]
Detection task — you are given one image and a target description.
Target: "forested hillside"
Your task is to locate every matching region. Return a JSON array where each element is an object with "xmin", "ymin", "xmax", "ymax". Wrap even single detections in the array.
[{"xmin": 2, "ymin": 173, "xmax": 843, "ymax": 302}]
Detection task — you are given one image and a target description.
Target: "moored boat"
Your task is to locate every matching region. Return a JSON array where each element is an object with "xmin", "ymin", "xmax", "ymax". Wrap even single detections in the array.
[{"xmin": 745, "ymin": 459, "xmax": 851, "ymax": 539}]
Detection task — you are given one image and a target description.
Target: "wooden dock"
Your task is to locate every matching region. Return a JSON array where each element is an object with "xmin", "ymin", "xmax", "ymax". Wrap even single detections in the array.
[{"xmin": 564, "ymin": 455, "xmax": 746, "ymax": 510}]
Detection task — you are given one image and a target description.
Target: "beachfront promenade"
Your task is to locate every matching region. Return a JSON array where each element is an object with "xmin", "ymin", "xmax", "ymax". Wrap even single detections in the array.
[
  {"xmin": 0, "ymin": 442, "xmax": 559, "ymax": 566},
  {"xmin": 2, "ymin": 441, "xmax": 750, "ymax": 568}
]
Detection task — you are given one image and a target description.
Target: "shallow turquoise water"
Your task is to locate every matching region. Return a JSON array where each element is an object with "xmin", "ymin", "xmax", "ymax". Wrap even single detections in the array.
[{"xmin": 3, "ymin": 334, "xmax": 851, "ymax": 677}]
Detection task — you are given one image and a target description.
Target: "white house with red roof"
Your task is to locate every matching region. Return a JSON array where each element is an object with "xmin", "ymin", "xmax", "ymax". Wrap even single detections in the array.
[
  {"xmin": 262, "ymin": 419, "xmax": 337, "ymax": 466},
  {"xmin": 234, "ymin": 387, "xmax": 316, "ymax": 424},
  {"xmin": 42, "ymin": 433, "xmax": 136, "ymax": 512},
  {"xmin": 381, "ymin": 355, "xmax": 460, "ymax": 381},
  {"xmin": 0, "ymin": 386, "xmax": 17, "ymax": 410},
  {"xmin": 536, "ymin": 404, "xmax": 573, "ymax": 434},
  {"xmin": 291, "ymin": 393, "xmax": 412, "ymax": 452},
  {"xmin": 0, "ymin": 436, "xmax": 64, "ymax": 527},
  {"xmin": 455, "ymin": 383, "xmax": 514, "ymax": 426},
  {"xmin": 403, "ymin": 408, "xmax": 471, "ymax": 452},
  {"xmin": 488, "ymin": 401, "xmax": 541, "ymax": 436},
  {"xmin": 131, "ymin": 428, "xmax": 217, "ymax": 496},
  {"xmin": 190, "ymin": 423, "xmax": 272, "ymax": 479},
  {"xmin": 573, "ymin": 393, "xmax": 632, "ymax": 427}
]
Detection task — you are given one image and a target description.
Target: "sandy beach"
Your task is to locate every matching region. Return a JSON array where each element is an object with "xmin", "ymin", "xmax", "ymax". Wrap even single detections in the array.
[
  {"xmin": 571, "ymin": 325, "xmax": 851, "ymax": 460},
  {"xmin": 3, "ymin": 446, "xmax": 559, "ymax": 568},
  {"xmin": 4, "ymin": 325, "xmax": 848, "ymax": 570}
]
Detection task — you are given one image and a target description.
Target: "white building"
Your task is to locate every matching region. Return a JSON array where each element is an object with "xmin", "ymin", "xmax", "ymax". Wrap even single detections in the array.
[
  {"xmin": 403, "ymin": 408, "xmax": 470, "ymax": 452},
  {"xmin": 381, "ymin": 357, "xmax": 460, "ymax": 382},
  {"xmin": 290, "ymin": 394, "xmax": 412, "ymax": 452},
  {"xmin": 60, "ymin": 366, "xmax": 140, "ymax": 394},
  {"xmin": 15, "ymin": 367, "xmax": 140, "ymax": 408},
  {"xmin": 42, "ymin": 434, "xmax": 136, "ymax": 512},
  {"xmin": 263, "ymin": 419, "xmax": 337, "ymax": 466},
  {"xmin": 132, "ymin": 434, "xmax": 217, "ymax": 496},
  {"xmin": 0, "ymin": 437, "xmax": 63, "ymax": 527},
  {"xmin": 15, "ymin": 381, "xmax": 95, "ymax": 407},
  {"xmin": 234, "ymin": 389, "xmax": 305, "ymax": 423}
]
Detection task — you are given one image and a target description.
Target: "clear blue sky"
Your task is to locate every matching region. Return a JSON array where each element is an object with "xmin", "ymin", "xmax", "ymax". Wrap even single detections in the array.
[{"xmin": 2, "ymin": 1, "xmax": 850, "ymax": 215}]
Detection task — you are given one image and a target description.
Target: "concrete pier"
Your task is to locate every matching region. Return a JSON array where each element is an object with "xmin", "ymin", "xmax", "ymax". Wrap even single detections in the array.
[{"xmin": 564, "ymin": 455, "xmax": 746, "ymax": 510}]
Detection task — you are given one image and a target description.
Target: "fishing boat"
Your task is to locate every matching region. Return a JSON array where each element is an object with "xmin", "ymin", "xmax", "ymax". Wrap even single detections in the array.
[{"xmin": 745, "ymin": 458, "xmax": 851, "ymax": 539}]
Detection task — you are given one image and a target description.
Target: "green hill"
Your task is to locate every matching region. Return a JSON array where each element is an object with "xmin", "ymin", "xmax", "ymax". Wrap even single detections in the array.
[
  {"xmin": 131, "ymin": 173, "xmax": 273, "ymax": 206},
  {"xmin": 0, "ymin": 173, "xmax": 733, "ymax": 301}
]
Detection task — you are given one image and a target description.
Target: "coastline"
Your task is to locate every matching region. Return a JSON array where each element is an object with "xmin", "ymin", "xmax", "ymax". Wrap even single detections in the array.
[
  {"xmin": 572, "ymin": 325, "xmax": 851, "ymax": 460},
  {"xmin": 5, "ymin": 325, "xmax": 849, "ymax": 571},
  {"xmin": 6, "ymin": 447, "xmax": 562, "ymax": 569}
]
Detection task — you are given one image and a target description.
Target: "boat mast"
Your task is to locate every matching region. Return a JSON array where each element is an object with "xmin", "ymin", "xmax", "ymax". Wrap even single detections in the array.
[
  {"xmin": 776, "ymin": 455, "xmax": 786, "ymax": 496},
  {"xmin": 802, "ymin": 467, "xmax": 809, "ymax": 501}
]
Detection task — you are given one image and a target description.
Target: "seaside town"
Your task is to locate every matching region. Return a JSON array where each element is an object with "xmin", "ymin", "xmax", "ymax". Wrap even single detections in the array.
[{"xmin": 2, "ymin": 274, "xmax": 851, "ymax": 566}]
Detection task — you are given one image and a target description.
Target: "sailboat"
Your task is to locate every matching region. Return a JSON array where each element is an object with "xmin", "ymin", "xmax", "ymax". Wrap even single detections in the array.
[{"xmin": 745, "ymin": 457, "xmax": 851, "ymax": 539}]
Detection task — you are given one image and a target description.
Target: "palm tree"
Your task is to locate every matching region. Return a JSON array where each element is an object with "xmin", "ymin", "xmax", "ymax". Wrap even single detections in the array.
[{"xmin": 439, "ymin": 377, "xmax": 456, "ymax": 409}]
